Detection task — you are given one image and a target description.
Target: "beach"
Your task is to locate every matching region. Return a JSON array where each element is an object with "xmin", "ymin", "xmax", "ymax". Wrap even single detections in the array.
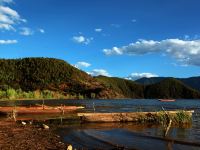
[{"xmin": 0, "ymin": 120, "xmax": 66, "ymax": 150}]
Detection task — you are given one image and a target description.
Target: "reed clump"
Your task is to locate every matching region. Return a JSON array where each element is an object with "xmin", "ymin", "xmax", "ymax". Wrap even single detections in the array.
[{"xmin": 137, "ymin": 110, "xmax": 192, "ymax": 125}]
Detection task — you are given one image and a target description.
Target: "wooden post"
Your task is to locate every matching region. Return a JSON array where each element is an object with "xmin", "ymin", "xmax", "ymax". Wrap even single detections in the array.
[
  {"xmin": 165, "ymin": 119, "xmax": 172, "ymax": 137},
  {"xmin": 93, "ymin": 102, "xmax": 95, "ymax": 113},
  {"xmin": 12, "ymin": 106, "xmax": 17, "ymax": 122},
  {"xmin": 61, "ymin": 104, "xmax": 64, "ymax": 115},
  {"xmin": 162, "ymin": 107, "xmax": 172, "ymax": 137},
  {"xmin": 42, "ymin": 99, "xmax": 44, "ymax": 110}
]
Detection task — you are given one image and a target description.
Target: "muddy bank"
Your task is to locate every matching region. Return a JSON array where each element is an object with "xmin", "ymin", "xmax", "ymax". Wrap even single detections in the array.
[{"xmin": 0, "ymin": 120, "xmax": 66, "ymax": 150}]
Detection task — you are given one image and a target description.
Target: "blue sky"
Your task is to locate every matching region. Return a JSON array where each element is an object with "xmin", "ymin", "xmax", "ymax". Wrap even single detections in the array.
[{"xmin": 0, "ymin": 0, "xmax": 200, "ymax": 80}]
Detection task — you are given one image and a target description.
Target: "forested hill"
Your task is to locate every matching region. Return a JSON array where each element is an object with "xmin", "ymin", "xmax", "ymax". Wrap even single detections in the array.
[
  {"xmin": 144, "ymin": 78, "xmax": 200, "ymax": 99},
  {"xmin": 0, "ymin": 58, "xmax": 200, "ymax": 100},
  {"xmin": 0, "ymin": 58, "xmax": 118, "ymax": 99},
  {"xmin": 96, "ymin": 76, "xmax": 200, "ymax": 99},
  {"xmin": 135, "ymin": 77, "xmax": 200, "ymax": 91},
  {"xmin": 95, "ymin": 76, "xmax": 144, "ymax": 98}
]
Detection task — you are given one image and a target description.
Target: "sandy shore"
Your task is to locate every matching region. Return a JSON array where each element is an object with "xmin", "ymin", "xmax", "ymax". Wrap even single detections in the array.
[{"xmin": 0, "ymin": 120, "xmax": 66, "ymax": 150}]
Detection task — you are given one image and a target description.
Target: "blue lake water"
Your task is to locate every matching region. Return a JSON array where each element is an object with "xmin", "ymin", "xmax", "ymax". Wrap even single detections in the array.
[
  {"xmin": 0, "ymin": 99, "xmax": 200, "ymax": 149},
  {"xmin": 1, "ymin": 99, "xmax": 200, "ymax": 112}
]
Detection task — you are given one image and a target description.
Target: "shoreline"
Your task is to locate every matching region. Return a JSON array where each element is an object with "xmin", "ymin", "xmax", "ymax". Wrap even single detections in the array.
[
  {"xmin": 0, "ymin": 119, "xmax": 67, "ymax": 150},
  {"xmin": 0, "ymin": 98, "xmax": 200, "ymax": 102}
]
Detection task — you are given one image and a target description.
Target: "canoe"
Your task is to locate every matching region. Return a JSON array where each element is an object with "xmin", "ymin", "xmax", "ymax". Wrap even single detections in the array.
[
  {"xmin": 0, "ymin": 105, "xmax": 84, "ymax": 115},
  {"xmin": 158, "ymin": 99, "xmax": 176, "ymax": 102}
]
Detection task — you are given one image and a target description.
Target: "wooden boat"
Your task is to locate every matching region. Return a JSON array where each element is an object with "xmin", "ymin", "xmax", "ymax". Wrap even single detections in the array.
[
  {"xmin": 158, "ymin": 99, "xmax": 176, "ymax": 102},
  {"xmin": 0, "ymin": 105, "xmax": 84, "ymax": 115}
]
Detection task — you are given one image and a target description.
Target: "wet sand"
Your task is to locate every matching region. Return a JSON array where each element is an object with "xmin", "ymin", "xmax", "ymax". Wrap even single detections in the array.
[{"xmin": 0, "ymin": 120, "xmax": 66, "ymax": 150}]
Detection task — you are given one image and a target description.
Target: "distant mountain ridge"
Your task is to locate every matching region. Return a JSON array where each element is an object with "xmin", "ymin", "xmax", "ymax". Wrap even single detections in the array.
[
  {"xmin": 144, "ymin": 78, "xmax": 200, "ymax": 99},
  {"xmin": 96, "ymin": 76, "xmax": 200, "ymax": 99},
  {"xmin": 135, "ymin": 77, "xmax": 200, "ymax": 91}
]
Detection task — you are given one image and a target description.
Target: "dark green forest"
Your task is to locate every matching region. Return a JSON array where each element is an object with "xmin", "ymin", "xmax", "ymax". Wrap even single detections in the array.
[
  {"xmin": 0, "ymin": 58, "xmax": 108, "ymax": 99},
  {"xmin": 0, "ymin": 58, "xmax": 200, "ymax": 100}
]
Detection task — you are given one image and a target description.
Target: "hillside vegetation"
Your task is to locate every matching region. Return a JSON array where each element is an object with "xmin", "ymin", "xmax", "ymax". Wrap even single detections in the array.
[
  {"xmin": 97, "ymin": 76, "xmax": 200, "ymax": 99},
  {"xmin": 136, "ymin": 77, "xmax": 200, "ymax": 91},
  {"xmin": 144, "ymin": 78, "xmax": 200, "ymax": 99},
  {"xmin": 96, "ymin": 76, "xmax": 144, "ymax": 98},
  {"xmin": 0, "ymin": 58, "xmax": 116, "ymax": 99},
  {"xmin": 0, "ymin": 58, "xmax": 200, "ymax": 100}
]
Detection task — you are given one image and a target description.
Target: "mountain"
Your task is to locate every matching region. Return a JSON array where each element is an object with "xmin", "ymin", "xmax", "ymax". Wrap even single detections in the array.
[
  {"xmin": 95, "ymin": 76, "xmax": 144, "ymax": 98},
  {"xmin": 179, "ymin": 77, "xmax": 200, "ymax": 91},
  {"xmin": 135, "ymin": 77, "xmax": 167, "ymax": 85},
  {"xmin": 144, "ymin": 78, "xmax": 200, "ymax": 99},
  {"xmin": 0, "ymin": 58, "xmax": 117, "ymax": 99},
  {"xmin": 0, "ymin": 57, "xmax": 199, "ymax": 99},
  {"xmin": 96, "ymin": 76, "xmax": 200, "ymax": 99},
  {"xmin": 135, "ymin": 77, "xmax": 200, "ymax": 91}
]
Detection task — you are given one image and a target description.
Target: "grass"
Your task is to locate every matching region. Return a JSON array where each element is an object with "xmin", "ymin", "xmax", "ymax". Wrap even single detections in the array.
[
  {"xmin": 0, "ymin": 88, "xmax": 85, "ymax": 100},
  {"xmin": 137, "ymin": 110, "xmax": 192, "ymax": 125}
]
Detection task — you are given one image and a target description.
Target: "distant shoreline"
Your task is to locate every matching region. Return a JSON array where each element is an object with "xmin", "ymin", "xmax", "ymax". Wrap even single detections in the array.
[{"xmin": 0, "ymin": 98, "xmax": 200, "ymax": 102}]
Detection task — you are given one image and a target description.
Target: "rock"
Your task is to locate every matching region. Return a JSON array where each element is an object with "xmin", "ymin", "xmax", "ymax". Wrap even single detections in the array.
[
  {"xmin": 67, "ymin": 145, "xmax": 72, "ymax": 150},
  {"xmin": 29, "ymin": 120, "xmax": 33, "ymax": 125},
  {"xmin": 42, "ymin": 124, "xmax": 49, "ymax": 130},
  {"xmin": 21, "ymin": 121, "xmax": 26, "ymax": 126}
]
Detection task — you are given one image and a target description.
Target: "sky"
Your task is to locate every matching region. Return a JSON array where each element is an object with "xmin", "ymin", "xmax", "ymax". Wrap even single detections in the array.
[{"xmin": 0, "ymin": 0, "xmax": 200, "ymax": 80}]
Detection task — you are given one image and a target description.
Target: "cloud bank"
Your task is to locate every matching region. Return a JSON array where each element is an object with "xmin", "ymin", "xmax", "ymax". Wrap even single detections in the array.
[
  {"xmin": 103, "ymin": 39, "xmax": 200, "ymax": 66},
  {"xmin": 0, "ymin": 0, "xmax": 13, "ymax": 4},
  {"xmin": 75, "ymin": 61, "xmax": 91, "ymax": 68},
  {"xmin": 126, "ymin": 72, "xmax": 159, "ymax": 80},
  {"xmin": 95, "ymin": 28, "xmax": 102, "ymax": 32},
  {"xmin": 19, "ymin": 27, "xmax": 33, "ymax": 36},
  {"xmin": 38, "ymin": 28, "xmax": 45, "ymax": 33},
  {"xmin": 0, "ymin": 39, "xmax": 17, "ymax": 44},
  {"xmin": 0, "ymin": 4, "xmax": 26, "ymax": 31},
  {"xmin": 88, "ymin": 69, "xmax": 110, "ymax": 77},
  {"xmin": 72, "ymin": 35, "xmax": 93, "ymax": 45}
]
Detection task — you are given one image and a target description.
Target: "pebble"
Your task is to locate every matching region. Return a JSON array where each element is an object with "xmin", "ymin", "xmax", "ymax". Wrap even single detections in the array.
[{"xmin": 42, "ymin": 124, "xmax": 49, "ymax": 130}]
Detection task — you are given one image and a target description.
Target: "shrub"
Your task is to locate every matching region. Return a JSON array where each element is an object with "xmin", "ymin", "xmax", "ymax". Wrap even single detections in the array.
[{"xmin": 6, "ymin": 88, "xmax": 17, "ymax": 100}]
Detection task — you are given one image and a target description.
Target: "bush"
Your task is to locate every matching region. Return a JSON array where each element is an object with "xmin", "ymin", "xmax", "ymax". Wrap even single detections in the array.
[
  {"xmin": 0, "ymin": 91, "xmax": 6, "ymax": 99},
  {"xmin": 6, "ymin": 88, "xmax": 17, "ymax": 100},
  {"xmin": 42, "ymin": 90, "xmax": 53, "ymax": 99}
]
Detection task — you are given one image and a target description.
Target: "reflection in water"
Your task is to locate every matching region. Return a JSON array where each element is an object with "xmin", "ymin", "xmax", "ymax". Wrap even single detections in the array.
[{"xmin": 56, "ymin": 122, "xmax": 200, "ymax": 150}]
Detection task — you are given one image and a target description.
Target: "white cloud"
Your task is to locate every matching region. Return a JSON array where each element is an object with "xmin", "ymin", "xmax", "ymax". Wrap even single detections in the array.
[
  {"xmin": 131, "ymin": 19, "xmax": 137, "ymax": 23},
  {"xmin": 0, "ymin": 0, "xmax": 13, "ymax": 4},
  {"xmin": 72, "ymin": 35, "xmax": 93, "ymax": 45},
  {"xmin": 0, "ymin": 6, "xmax": 25, "ymax": 24},
  {"xmin": 0, "ymin": 39, "xmax": 17, "ymax": 44},
  {"xmin": 0, "ymin": 6, "xmax": 19, "ymax": 18},
  {"xmin": 19, "ymin": 27, "xmax": 33, "ymax": 36},
  {"xmin": 73, "ymin": 36, "xmax": 84, "ymax": 43},
  {"xmin": 75, "ymin": 61, "xmax": 91, "ymax": 68},
  {"xmin": 103, "ymin": 38, "xmax": 200, "ymax": 66},
  {"xmin": 38, "ymin": 28, "xmax": 45, "ymax": 33},
  {"xmin": 87, "ymin": 69, "xmax": 110, "ymax": 77},
  {"xmin": 0, "ymin": 23, "xmax": 15, "ymax": 30},
  {"xmin": 126, "ymin": 72, "xmax": 159, "ymax": 81},
  {"xmin": 0, "ymin": 3, "xmax": 26, "ymax": 32},
  {"xmin": 184, "ymin": 35, "xmax": 189, "ymax": 40},
  {"xmin": 95, "ymin": 28, "xmax": 102, "ymax": 32},
  {"xmin": 111, "ymin": 24, "xmax": 120, "ymax": 28}
]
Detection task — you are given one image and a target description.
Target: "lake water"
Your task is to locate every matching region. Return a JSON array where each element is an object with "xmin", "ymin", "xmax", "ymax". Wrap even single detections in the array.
[{"xmin": 0, "ymin": 99, "xmax": 200, "ymax": 149}]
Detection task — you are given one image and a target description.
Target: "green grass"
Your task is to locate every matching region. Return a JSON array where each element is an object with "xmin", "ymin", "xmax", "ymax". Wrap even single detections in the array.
[
  {"xmin": 136, "ymin": 110, "xmax": 192, "ymax": 125},
  {"xmin": 0, "ymin": 88, "xmax": 85, "ymax": 100}
]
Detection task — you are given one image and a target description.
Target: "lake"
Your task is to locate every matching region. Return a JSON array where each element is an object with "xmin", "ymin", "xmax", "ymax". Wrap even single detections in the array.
[{"xmin": 0, "ymin": 99, "xmax": 200, "ymax": 149}]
